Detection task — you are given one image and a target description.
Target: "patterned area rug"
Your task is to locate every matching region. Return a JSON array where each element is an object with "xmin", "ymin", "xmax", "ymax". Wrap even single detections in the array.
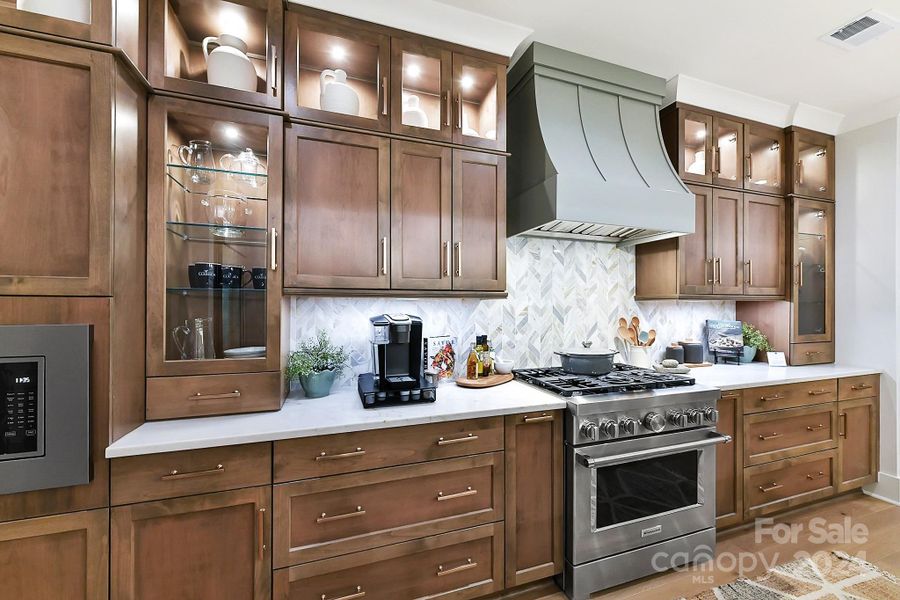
[{"xmin": 681, "ymin": 551, "xmax": 900, "ymax": 599}]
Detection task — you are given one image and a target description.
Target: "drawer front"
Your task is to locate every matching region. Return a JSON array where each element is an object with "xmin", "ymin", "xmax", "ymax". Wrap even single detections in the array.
[
  {"xmin": 744, "ymin": 404, "xmax": 837, "ymax": 466},
  {"xmin": 790, "ymin": 342, "xmax": 834, "ymax": 366},
  {"xmin": 147, "ymin": 371, "xmax": 283, "ymax": 420},
  {"xmin": 743, "ymin": 379, "xmax": 837, "ymax": 414},
  {"xmin": 275, "ymin": 417, "xmax": 503, "ymax": 482},
  {"xmin": 744, "ymin": 450, "xmax": 836, "ymax": 518},
  {"xmin": 839, "ymin": 375, "xmax": 879, "ymax": 401},
  {"xmin": 273, "ymin": 523, "xmax": 504, "ymax": 600},
  {"xmin": 111, "ymin": 443, "xmax": 272, "ymax": 505},
  {"xmin": 274, "ymin": 453, "xmax": 504, "ymax": 567}
]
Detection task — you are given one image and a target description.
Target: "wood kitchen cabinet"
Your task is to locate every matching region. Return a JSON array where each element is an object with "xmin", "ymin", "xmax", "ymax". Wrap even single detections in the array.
[
  {"xmin": 711, "ymin": 116, "xmax": 743, "ymax": 188},
  {"xmin": 0, "ymin": 509, "xmax": 109, "ymax": 600},
  {"xmin": 715, "ymin": 391, "xmax": 743, "ymax": 529},
  {"xmin": 112, "ymin": 486, "xmax": 272, "ymax": 600},
  {"xmin": 711, "ymin": 188, "xmax": 744, "ymax": 295},
  {"xmin": 788, "ymin": 127, "xmax": 835, "ymax": 200},
  {"xmin": 745, "ymin": 123, "xmax": 785, "ymax": 195},
  {"xmin": 743, "ymin": 193, "xmax": 785, "ymax": 296},
  {"xmin": 391, "ymin": 36, "xmax": 453, "ymax": 142},
  {"xmin": 451, "ymin": 52, "xmax": 506, "ymax": 151},
  {"xmin": 837, "ymin": 396, "xmax": 879, "ymax": 492},
  {"xmin": 504, "ymin": 412, "xmax": 563, "ymax": 587},
  {"xmin": 148, "ymin": 0, "xmax": 283, "ymax": 109}
]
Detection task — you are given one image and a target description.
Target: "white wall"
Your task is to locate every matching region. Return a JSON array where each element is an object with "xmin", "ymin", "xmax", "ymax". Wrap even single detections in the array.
[{"xmin": 835, "ymin": 117, "xmax": 900, "ymax": 503}]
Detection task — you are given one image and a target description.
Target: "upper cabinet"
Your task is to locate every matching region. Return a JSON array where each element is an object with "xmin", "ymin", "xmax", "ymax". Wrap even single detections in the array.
[
  {"xmin": 788, "ymin": 127, "xmax": 835, "ymax": 200},
  {"xmin": 745, "ymin": 123, "xmax": 785, "ymax": 195},
  {"xmin": 392, "ymin": 37, "xmax": 452, "ymax": 141},
  {"xmin": 452, "ymin": 52, "xmax": 506, "ymax": 150},
  {"xmin": 712, "ymin": 116, "xmax": 743, "ymax": 189},
  {"xmin": 669, "ymin": 108, "xmax": 712, "ymax": 185},
  {"xmin": 148, "ymin": 0, "xmax": 283, "ymax": 109}
]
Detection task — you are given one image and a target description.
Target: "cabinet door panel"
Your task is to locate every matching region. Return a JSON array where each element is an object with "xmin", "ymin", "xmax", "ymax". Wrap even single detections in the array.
[
  {"xmin": 679, "ymin": 110, "xmax": 712, "ymax": 184},
  {"xmin": 451, "ymin": 53, "xmax": 506, "ymax": 151},
  {"xmin": 0, "ymin": 36, "xmax": 112, "ymax": 295},
  {"xmin": 743, "ymin": 194, "xmax": 785, "ymax": 296},
  {"xmin": 712, "ymin": 189, "xmax": 744, "ymax": 295},
  {"xmin": 745, "ymin": 124, "xmax": 785, "ymax": 194},
  {"xmin": 284, "ymin": 125, "xmax": 390, "ymax": 289},
  {"xmin": 452, "ymin": 150, "xmax": 506, "ymax": 291},
  {"xmin": 711, "ymin": 116, "xmax": 743, "ymax": 188},
  {"xmin": 391, "ymin": 141, "xmax": 452, "ymax": 290},
  {"xmin": 791, "ymin": 130, "xmax": 834, "ymax": 200},
  {"xmin": 392, "ymin": 37, "xmax": 452, "ymax": 142},
  {"xmin": 715, "ymin": 391, "xmax": 742, "ymax": 528},
  {"xmin": 838, "ymin": 398, "xmax": 878, "ymax": 492},
  {"xmin": 678, "ymin": 185, "xmax": 713, "ymax": 295},
  {"xmin": 0, "ymin": 0, "xmax": 112, "ymax": 45},
  {"xmin": 792, "ymin": 198, "xmax": 834, "ymax": 343}
]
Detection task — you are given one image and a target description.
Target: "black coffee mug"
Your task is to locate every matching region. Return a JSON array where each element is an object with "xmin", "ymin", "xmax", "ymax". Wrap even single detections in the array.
[
  {"xmin": 220, "ymin": 264, "xmax": 251, "ymax": 289},
  {"xmin": 251, "ymin": 267, "xmax": 267, "ymax": 290},
  {"xmin": 189, "ymin": 262, "xmax": 219, "ymax": 288}
]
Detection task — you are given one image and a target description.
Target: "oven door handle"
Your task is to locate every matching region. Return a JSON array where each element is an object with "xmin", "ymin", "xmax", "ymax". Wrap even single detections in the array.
[{"xmin": 575, "ymin": 432, "xmax": 732, "ymax": 469}]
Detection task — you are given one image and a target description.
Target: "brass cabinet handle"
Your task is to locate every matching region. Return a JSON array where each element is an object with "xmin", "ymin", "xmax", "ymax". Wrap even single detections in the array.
[
  {"xmin": 270, "ymin": 45, "xmax": 278, "ymax": 94},
  {"xmin": 711, "ymin": 146, "xmax": 720, "ymax": 176},
  {"xmin": 437, "ymin": 433, "xmax": 478, "ymax": 446},
  {"xmin": 706, "ymin": 258, "xmax": 714, "ymax": 284},
  {"xmin": 759, "ymin": 482, "xmax": 783, "ymax": 493},
  {"xmin": 798, "ymin": 261, "xmax": 804, "ymax": 287},
  {"xmin": 190, "ymin": 390, "xmax": 241, "ymax": 401},
  {"xmin": 161, "ymin": 464, "xmax": 224, "ymax": 481},
  {"xmin": 322, "ymin": 586, "xmax": 365, "ymax": 600},
  {"xmin": 444, "ymin": 92, "xmax": 451, "ymax": 127},
  {"xmin": 438, "ymin": 558, "xmax": 476, "ymax": 577},
  {"xmin": 806, "ymin": 351, "xmax": 823, "ymax": 357},
  {"xmin": 851, "ymin": 383, "xmax": 873, "ymax": 391},
  {"xmin": 745, "ymin": 155, "xmax": 752, "ymax": 180},
  {"xmin": 454, "ymin": 242, "xmax": 462, "ymax": 277},
  {"xmin": 257, "ymin": 508, "xmax": 266, "ymax": 559},
  {"xmin": 721, "ymin": 392, "xmax": 741, "ymax": 400},
  {"xmin": 270, "ymin": 227, "xmax": 278, "ymax": 271},
  {"xmin": 714, "ymin": 257, "xmax": 721, "ymax": 284},
  {"xmin": 381, "ymin": 77, "xmax": 388, "ymax": 116},
  {"xmin": 797, "ymin": 159, "xmax": 803, "ymax": 185},
  {"xmin": 316, "ymin": 448, "xmax": 366, "ymax": 461},
  {"xmin": 443, "ymin": 241, "xmax": 451, "ymax": 277},
  {"xmin": 437, "ymin": 486, "xmax": 477, "ymax": 501},
  {"xmin": 806, "ymin": 423, "xmax": 826, "ymax": 432},
  {"xmin": 317, "ymin": 506, "xmax": 365, "ymax": 524},
  {"xmin": 380, "ymin": 237, "xmax": 387, "ymax": 276},
  {"xmin": 745, "ymin": 259, "xmax": 753, "ymax": 286},
  {"xmin": 808, "ymin": 389, "xmax": 829, "ymax": 395},
  {"xmin": 523, "ymin": 413, "xmax": 554, "ymax": 424},
  {"xmin": 760, "ymin": 393, "xmax": 784, "ymax": 402},
  {"xmin": 806, "ymin": 471, "xmax": 826, "ymax": 480},
  {"xmin": 758, "ymin": 432, "xmax": 782, "ymax": 441},
  {"xmin": 456, "ymin": 94, "xmax": 462, "ymax": 129},
  {"xmin": 839, "ymin": 412, "xmax": 847, "ymax": 437}
]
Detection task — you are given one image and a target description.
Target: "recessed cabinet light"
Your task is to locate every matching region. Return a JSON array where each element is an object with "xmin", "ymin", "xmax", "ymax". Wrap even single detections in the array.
[
  {"xmin": 461, "ymin": 75, "xmax": 474, "ymax": 90},
  {"xmin": 331, "ymin": 46, "xmax": 347, "ymax": 61},
  {"xmin": 406, "ymin": 64, "xmax": 421, "ymax": 79},
  {"xmin": 224, "ymin": 125, "xmax": 239, "ymax": 140}
]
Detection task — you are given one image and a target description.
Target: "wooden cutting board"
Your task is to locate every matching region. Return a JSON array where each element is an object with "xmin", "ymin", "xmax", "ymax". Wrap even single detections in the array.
[{"xmin": 455, "ymin": 373, "xmax": 514, "ymax": 388}]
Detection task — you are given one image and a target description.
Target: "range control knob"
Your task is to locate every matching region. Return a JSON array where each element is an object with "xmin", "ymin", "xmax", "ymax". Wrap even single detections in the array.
[
  {"xmin": 686, "ymin": 409, "xmax": 704, "ymax": 425},
  {"xmin": 704, "ymin": 407, "xmax": 719, "ymax": 424},
  {"xmin": 643, "ymin": 412, "xmax": 666, "ymax": 433},
  {"xmin": 667, "ymin": 410, "xmax": 688, "ymax": 428},
  {"xmin": 598, "ymin": 419, "xmax": 619, "ymax": 438},
  {"xmin": 619, "ymin": 417, "xmax": 639, "ymax": 435},
  {"xmin": 580, "ymin": 420, "xmax": 599, "ymax": 440}
]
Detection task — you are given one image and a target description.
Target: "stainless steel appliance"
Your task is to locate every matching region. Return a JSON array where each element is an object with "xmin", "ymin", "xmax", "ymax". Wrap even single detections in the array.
[
  {"xmin": 0, "ymin": 324, "xmax": 91, "ymax": 495},
  {"xmin": 358, "ymin": 314, "xmax": 436, "ymax": 408},
  {"xmin": 514, "ymin": 365, "xmax": 729, "ymax": 600}
]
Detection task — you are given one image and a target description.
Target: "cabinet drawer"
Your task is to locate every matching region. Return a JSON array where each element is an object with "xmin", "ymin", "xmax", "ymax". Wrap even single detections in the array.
[
  {"xmin": 743, "ymin": 379, "xmax": 836, "ymax": 414},
  {"xmin": 273, "ymin": 453, "xmax": 504, "ymax": 567},
  {"xmin": 744, "ymin": 404, "xmax": 837, "ymax": 466},
  {"xmin": 790, "ymin": 342, "xmax": 834, "ymax": 366},
  {"xmin": 147, "ymin": 371, "xmax": 283, "ymax": 420},
  {"xmin": 275, "ymin": 417, "xmax": 503, "ymax": 482},
  {"xmin": 744, "ymin": 450, "xmax": 836, "ymax": 519},
  {"xmin": 839, "ymin": 375, "xmax": 879, "ymax": 401},
  {"xmin": 111, "ymin": 443, "xmax": 272, "ymax": 505},
  {"xmin": 273, "ymin": 523, "xmax": 504, "ymax": 600}
]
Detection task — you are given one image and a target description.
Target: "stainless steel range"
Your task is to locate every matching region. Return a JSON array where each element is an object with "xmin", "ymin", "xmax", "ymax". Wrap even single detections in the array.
[{"xmin": 514, "ymin": 365, "xmax": 730, "ymax": 600}]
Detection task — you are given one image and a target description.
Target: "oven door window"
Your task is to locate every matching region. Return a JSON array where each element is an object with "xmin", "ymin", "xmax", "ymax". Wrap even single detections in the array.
[{"xmin": 594, "ymin": 450, "xmax": 699, "ymax": 529}]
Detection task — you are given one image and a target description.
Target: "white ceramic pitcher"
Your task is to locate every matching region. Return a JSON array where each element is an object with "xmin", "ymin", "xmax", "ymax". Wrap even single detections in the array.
[
  {"xmin": 319, "ymin": 69, "xmax": 360, "ymax": 116},
  {"xmin": 202, "ymin": 33, "xmax": 257, "ymax": 92}
]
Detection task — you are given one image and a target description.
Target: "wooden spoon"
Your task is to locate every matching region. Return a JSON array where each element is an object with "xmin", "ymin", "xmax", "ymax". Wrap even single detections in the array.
[
  {"xmin": 646, "ymin": 329, "xmax": 657, "ymax": 346},
  {"xmin": 618, "ymin": 317, "xmax": 628, "ymax": 329},
  {"xmin": 627, "ymin": 326, "xmax": 639, "ymax": 346},
  {"xmin": 631, "ymin": 316, "xmax": 641, "ymax": 337},
  {"xmin": 617, "ymin": 326, "xmax": 631, "ymax": 342}
]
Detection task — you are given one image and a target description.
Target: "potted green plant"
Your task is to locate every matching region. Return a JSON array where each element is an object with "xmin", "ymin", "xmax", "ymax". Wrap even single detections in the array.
[
  {"xmin": 286, "ymin": 330, "xmax": 349, "ymax": 398},
  {"xmin": 741, "ymin": 322, "xmax": 773, "ymax": 363}
]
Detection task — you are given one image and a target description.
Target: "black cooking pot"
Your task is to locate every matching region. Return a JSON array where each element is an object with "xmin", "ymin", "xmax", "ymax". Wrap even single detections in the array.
[{"xmin": 554, "ymin": 341, "xmax": 618, "ymax": 375}]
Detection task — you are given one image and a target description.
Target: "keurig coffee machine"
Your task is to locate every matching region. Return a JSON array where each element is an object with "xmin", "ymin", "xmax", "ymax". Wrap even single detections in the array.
[{"xmin": 358, "ymin": 314, "xmax": 437, "ymax": 408}]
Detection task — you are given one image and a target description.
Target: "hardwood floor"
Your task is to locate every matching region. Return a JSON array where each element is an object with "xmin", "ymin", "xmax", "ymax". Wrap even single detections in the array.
[{"xmin": 533, "ymin": 493, "xmax": 900, "ymax": 600}]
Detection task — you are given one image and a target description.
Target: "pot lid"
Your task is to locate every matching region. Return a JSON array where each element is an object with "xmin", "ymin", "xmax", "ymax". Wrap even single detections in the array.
[{"xmin": 555, "ymin": 341, "xmax": 618, "ymax": 357}]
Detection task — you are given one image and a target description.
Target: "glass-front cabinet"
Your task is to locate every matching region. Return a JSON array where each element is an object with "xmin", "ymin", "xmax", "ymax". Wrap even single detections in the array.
[
  {"xmin": 452, "ymin": 53, "xmax": 505, "ymax": 150},
  {"xmin": 789, "ymin": 128, "xmax": 835, "ymax": 200},
  {"xmin": 792, "ymin": 198, "xmax": 833, "ymax": 343},
  {"xmin": 745, "ymin": 123, "xmax": 785, "ymax": 194},
  {"xmin": 679, "ymin": 110, "xmax": 712, "ymax": 184},
  {"xmin": 711, "ymin": 116, "xmax": 743, "ymax": 188},
  {"xmin": 391, "ymin": 38, "xmax": 451, "ymax": 141},
  {"xmin": 147, "ymin": 96, "xmax": 283, "ymax": 378},
  {"xmin": 0, "ymin": 0, "xmax": 109, "ymax": 44}
]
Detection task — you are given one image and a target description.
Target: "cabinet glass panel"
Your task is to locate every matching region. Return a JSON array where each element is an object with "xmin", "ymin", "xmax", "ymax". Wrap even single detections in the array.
[
  {"xmin": 163, "ymin": 0, "xmax": 270, "ymax": 94},
  {"xmin": 797, "ymin": 139, "xmax": 830, "ymax": 196},
  {"xmin": 796, "ymin": 206, "xmax": 828, "ymax": 337},
  {"xmin": 400, "ymin": 51, "xmax": 441, "ymax": 131},
  {"xmin": 715, "ymin": 122, "xmax": 740, "ymax": 182},
  {"xmin": 748, "ymin": 131, "xmax": 782, "ymax": 192},
  {"xmin": 683, "ymin": 116, "xmax": 708, "ymax": 176},
  {"xmin": 164, "ymin": 111, "xmax": 270, "ymax": 363},
  {"xmin": 459, "ymin": 64, "xmax": 497, "ymax": 140},
  {"xmin": 6, "ymin": 0, "xmax": 91, "ymax": 23},
  {"xmin": 297, "ymin": 28, "xmax": 381, "ymax": 121}
]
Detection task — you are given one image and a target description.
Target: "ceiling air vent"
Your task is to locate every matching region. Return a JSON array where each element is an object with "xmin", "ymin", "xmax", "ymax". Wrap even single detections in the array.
[{"xmin": 821, "ymin": 10, "xmax": 899, "ymax": 49}]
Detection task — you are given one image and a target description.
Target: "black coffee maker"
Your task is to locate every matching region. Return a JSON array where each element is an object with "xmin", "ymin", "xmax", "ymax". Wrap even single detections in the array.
[{"xmin": 357, "ymin": 314, "xmax": 437, "ymax": 408}]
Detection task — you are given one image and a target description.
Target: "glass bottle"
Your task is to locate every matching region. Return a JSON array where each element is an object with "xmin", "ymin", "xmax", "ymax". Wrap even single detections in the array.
[{"xmin": 466, "ymin": 341, "xmax": 483, "ymax": 379}]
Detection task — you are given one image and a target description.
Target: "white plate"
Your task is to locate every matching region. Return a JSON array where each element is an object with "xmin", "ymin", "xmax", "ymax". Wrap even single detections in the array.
[{"xmin": 224, "ymin": 346, "xmax": 266, "ymax": 358}]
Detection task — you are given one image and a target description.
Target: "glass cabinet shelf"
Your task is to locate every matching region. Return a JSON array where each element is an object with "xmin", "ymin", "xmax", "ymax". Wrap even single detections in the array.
[
  {"xmin": 166, "ymin": 221, "xmax": 268, "ymax": 246},
  {"xmin": 166, "ymin": 287, "xmax": 264, "ymax": 296},
  {"xmin": 166, "ymin": 163, "xmax": 268, "ymax": 202}
]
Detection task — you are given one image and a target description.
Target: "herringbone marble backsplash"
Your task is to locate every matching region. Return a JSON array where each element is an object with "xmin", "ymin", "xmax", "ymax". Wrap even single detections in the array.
[{"xmin": 290, "ymin": 237, "xmax": 734, "ymax": 388}]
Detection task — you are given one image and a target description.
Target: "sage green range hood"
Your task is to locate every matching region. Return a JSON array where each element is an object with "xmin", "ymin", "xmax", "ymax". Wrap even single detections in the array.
[{"xmin": 507, "ymin": 43, "xmax": 694, "ymax": 247}]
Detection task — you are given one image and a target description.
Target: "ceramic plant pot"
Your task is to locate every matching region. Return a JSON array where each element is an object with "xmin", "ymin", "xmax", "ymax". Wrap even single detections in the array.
[
  {"xmin": 740, "ymin": 345, "xmax": 757, "ymax": 363},
  {"xmin": 299, "ymin": 369, "xmax": 336, "ymax": 398}
]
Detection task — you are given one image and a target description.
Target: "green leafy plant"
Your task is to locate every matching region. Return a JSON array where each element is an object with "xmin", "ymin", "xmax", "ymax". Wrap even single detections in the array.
[
  {"xmin": 286, "ymin": 330, "xmax": 349, "ymax": 380},
  {"xmin": 742, "ymin": 322, "xmax": 773, "ymax": 352}
]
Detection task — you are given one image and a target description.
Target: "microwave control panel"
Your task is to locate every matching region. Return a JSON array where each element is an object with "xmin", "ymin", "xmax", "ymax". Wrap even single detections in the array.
[{"xmin": 0, "ymin": 357, "xmax": 44, "ymax": 460}]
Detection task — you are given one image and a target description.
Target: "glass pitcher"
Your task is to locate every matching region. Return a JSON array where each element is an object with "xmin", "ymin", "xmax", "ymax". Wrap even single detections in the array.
[
  {"xmin": 171, "ymin": 317, "xmax": 216, "ymax": 360},
  {"xmin": 177, "ymin": 140, "xmax": 215, "ymax": 184},
  {"xmin": 219, "ymin": 148, "xmax": 267, "ymax": 188}
]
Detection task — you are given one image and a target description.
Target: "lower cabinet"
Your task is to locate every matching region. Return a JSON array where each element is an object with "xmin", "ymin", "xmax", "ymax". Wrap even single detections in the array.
[
  {"xmin": 743, "ymin": 449, "xmax": 837, "ymax": 519},
  {"xmin": 0, "ymin": 508, "xmax": 108, "ymax": 600},
  {"xmin": 838, "ymin": 397, "xmax": 879, "ymax": 492},
  {"xmin": 715, "ymin": 391, "xmax": 743, "ymax": 529},
  {"xmin": 111, "ymin": 486, "xmax": 272, "ymax": 600}
]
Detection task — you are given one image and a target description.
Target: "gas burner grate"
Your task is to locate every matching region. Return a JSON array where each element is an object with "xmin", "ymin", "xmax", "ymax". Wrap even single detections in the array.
[{"xmin": 513, "ymin": 364, "xmax": 695, "ymax": 397}]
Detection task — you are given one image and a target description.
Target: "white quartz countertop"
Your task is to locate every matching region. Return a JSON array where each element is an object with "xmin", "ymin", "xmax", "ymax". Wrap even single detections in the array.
[{"xmin": 106, "ymin": 363, "xmax": 880, "ymax": 458}]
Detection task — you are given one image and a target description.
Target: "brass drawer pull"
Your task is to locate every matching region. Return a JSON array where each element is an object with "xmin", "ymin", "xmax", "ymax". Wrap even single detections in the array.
[
  {"xmin": 839, "ymin": 413, "xmax": 847, "ymax": 437},
  {"xmin": 161, "ymin": 464, "xmax": 224, "ymax": 481},
  {"xmin": 807, "ymin": 471, "xmax": 826, "ymax": 480},
  {"xmin": 190, "ymin": 390, "xmax": 241, "ymax": 401},
  {"xmin": 437, "ymin": 558, "xmax": 477, "ymax": 577},
  {"xmin": 437, "ymin": 433, "xmax": 478, "ymax": 446},
  {"xmin": 322, "ymin": 586, "xmax": 365, "ymax": 600},
  {"xmin": 523, "ymin": 413, "xmax": 554, "ymax": 424},
  {"xmin": 806, "ymin": 351, "xmax": 824, "ymax": 357},
  {"xmin": 317, "ymin": 506, "xmax": 365, "ymax": 524},
  {"xmin": 316, "ymin": 448, "xmax": 366, "ymax": 461},
  {"xmin": 851, "ymin": 383, "xmax": 873, "ymax": 391},
  {"xmin": 759, "ymin": 482, "xmax": 783, "ymax": 493},
  {"xmin": 437, "ymin": 486, "xmax": 477, "ymax": 502},
  {"xmin": 806, "ymin": 424, "xmax": 825, "ymax": 432},
  {"xmin": 760, "ymin": 393, "xmax": 784, "ymax": 402},
  {"xmin": 807, "ymin": 389, "xmax": 829, "ymax": 395},
  {"xmin": 758, "ymin": 432, "xmax": 782, "ymax": 441}
]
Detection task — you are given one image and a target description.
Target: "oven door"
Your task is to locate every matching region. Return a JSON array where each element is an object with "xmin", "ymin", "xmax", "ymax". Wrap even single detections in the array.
[{"xmin": 567, "ymin": 428, "xmax": 730, "ymax": 565}]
